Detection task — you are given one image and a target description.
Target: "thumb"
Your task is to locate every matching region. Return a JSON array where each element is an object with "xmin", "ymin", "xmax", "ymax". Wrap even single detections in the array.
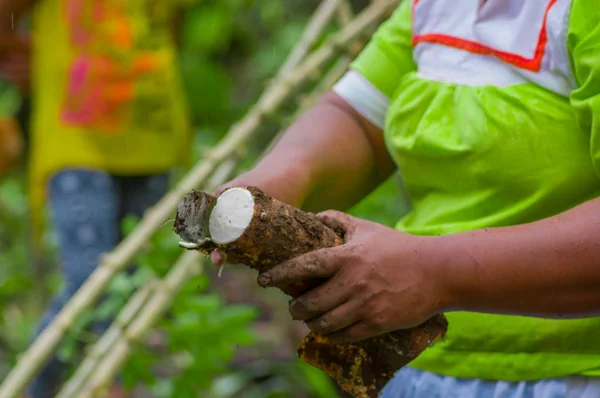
[
  {"xmin": 212, "ymin": 174, "xmax": 252, "ymax": 197},
  {"xmin": 316, "ymin": 210, "xmax": 356, "ymax": 240},
  {"xmin": 212, "ymin": 181, "xmax": 235, "ymax": 197}
]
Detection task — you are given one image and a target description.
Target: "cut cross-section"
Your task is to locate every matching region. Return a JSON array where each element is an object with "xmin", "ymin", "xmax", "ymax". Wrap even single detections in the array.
[{"xmin": 209, "ymin": 187, "xmax": 256, "ymax": 244}]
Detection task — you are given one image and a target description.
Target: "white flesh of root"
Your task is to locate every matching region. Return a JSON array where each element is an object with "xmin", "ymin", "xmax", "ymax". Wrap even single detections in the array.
[
  {"xmin": 209, "ymin": 187, "xmax": 255, "ymax": 245},
  {"xmin": 178, "ymin": 241, "xmax": 200, "ymax": 250}
]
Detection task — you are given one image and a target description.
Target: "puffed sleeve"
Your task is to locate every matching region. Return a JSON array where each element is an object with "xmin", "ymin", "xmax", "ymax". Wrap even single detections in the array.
[{"xmin": 333, "ymin": 1, "xmax": 415, "ymax": 128}]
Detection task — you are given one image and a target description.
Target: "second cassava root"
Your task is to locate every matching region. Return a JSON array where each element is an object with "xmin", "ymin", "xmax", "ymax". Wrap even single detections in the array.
[{"xmin": 173, "ymin": 187, "xmax": 448, "ymax": 398}]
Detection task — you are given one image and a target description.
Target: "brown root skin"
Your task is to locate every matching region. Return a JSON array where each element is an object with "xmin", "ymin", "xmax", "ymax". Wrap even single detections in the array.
[
  {"xmin": 298, "ymin": 314, "xmax": 448, "ymax": 398},
  {"xmin": 175, "ymin": 187, "xmax": 344, "ymax": 296},
  {"xmin": 174, "ymin": 187, "xmax": 448, "ymax": 397}
]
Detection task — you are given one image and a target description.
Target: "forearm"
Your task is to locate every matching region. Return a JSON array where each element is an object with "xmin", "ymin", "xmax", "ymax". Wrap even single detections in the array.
[
  {"xmin": 240, "ymin": 91, "xmax": 395, "ymax": 211},
  {"xmin": 440, "ymin": 197, "xmax": 600, "ymax": 318}
]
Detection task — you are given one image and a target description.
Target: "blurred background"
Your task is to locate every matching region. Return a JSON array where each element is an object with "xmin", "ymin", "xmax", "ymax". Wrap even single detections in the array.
[{"xmin": 0, "ymin": 0, "xmax": 408, "ymax": 397}]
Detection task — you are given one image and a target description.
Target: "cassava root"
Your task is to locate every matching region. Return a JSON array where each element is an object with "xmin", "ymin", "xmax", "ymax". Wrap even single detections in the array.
[{"xmin": 174, "ymin": 187, "xmax": 448, "ymax": 398}]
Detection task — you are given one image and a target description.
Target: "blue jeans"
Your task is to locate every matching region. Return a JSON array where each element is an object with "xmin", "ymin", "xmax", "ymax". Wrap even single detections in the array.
[
  {"xmin": 28, "ymin": 169, "xmax": 169, "ymax": 398},
  {"xmin": 380, "ymin": 367, "xmax": 600, "ymax": 398}
]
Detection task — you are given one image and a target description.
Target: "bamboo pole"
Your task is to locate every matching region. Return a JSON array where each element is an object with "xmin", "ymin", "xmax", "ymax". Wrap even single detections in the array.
[
  {"xmin": 336, "ymin": 0, "xmax": 354, "ymax": 25},
  {"xmin": 264, "ymin": 0, "xmax": 364, "ymax": 158},
  {"xmin": 54, "ymin": 284, "xmax": 156, "ymax": 398},
  {"xmin": 262, "ymin": 49, "xmax": 356, "ymax": 159},
  {"xmin": 56, "ymin": 158, "xmax": 239, "ymax": 398},
  {"xmin": 0, "ymin": 2, "xmax": 398, "ymax": 396},
  {"xmin": 82, "ymin": 250, "xmax": 203, "ymax": 398},
  {"xmin": 277, "ymin": 0, "xmax": 343, "ymax": 78},
  {"xmin": 252, "ymin": 0, "xmax": 396, "ymax": 116}
]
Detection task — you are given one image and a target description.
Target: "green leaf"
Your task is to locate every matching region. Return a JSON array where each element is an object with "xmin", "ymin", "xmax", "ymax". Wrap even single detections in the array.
[
  {"xmin": 182, "ymin": 294, "xmax": 223, "ymax": 314},
  {"xmin": 122, "ymin": 349, "xmax": 158, "ymax": 389},
  {"xmin": 152, "ymin": 379, "xmax": 174, "ymax": 398},
  {"xmin": 178, "ymin": 274, "xmax": 209, "ymax": 295},
  {"xmin": 120, "ymin": 214, "xmax": 140, "ymax": 237},
  {"xmin": 0, "ymin": 78, "xmax": 21, "ymax": 117},
  {"xmin": 107, "ymin": 273, "xmax": 135, "ymax": 296},
  {"xmin": 93, "ymin": 295, "xmax": 125, "ymax": 321},
  {"xmin": 56, "ymin": 337, "xmax": 78, "ymax": 363},
  {"xmin": 179, "ymin": 56, "xmax": 231, "ymax": 125},
  {"xmin": 296, "ymin": 360, "xmax": 339, "ymax": 398},
  {"xmin": 217, "ymin": 304, "xmax": 258, "ymax": 327},
  {"xmin": 226, "ymin": 328, "xmax": 256, "ymax": 346}
]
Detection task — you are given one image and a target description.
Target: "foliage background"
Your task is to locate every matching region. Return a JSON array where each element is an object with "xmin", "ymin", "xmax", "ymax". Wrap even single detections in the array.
[{"xmin": 0, "ymin": 0, "xmax": 408, "ymax": 396}]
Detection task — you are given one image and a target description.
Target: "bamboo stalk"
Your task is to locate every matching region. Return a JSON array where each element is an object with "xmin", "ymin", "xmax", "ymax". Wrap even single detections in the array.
[
  {"xmin": 0, "ymin": 3, "xmax": 398, "ymax": 396},
  {"xmin": 262, "ymin": 53, "xmax": 355, "ymax": 159},
  {"xmin": 253, "ymin": 0, "xmax": 396, "ymax": 121},
  {"xmin": 55, "ymin": 283, "xmax": 156, "ymax": 398},
  {"xmin": 336, "ymin": 0, "xmax": 354, "ymax": 25},
  {"xmin": 305, "ymin": 51, "xmax": 354, "ymax": 105},
  {"xmin": 277, "ymin": 0, "xmax": 343, "ymax": 78},
  {"xmin": 57, "ymin": 158, "xmax": 239, "ymax": 398},
  {"xmin": 80, "ymin": 250, "xmax": 203, "ymax": 398},
  {"xmin": 267, "ymin": 0, "xmax": 357, "ymax": 154}
]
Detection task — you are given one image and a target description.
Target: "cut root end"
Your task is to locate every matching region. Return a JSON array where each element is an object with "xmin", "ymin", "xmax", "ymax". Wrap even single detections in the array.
[
  {"xmin": 209, "ymin": 187, "xmax": 255, "ymax": 245},
  {"xmin": 178, "ymin": 241, "xmax": 200, "ymax": 250}
]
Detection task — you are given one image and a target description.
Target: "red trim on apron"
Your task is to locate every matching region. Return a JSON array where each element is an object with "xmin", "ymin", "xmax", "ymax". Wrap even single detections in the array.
[{"xmin": 411, "ymin": 0, "xmax": 557, "ymax": 72}]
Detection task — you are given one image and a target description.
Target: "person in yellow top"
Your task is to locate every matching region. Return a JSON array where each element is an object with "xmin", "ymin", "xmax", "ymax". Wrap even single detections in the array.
[{"xmin": 1, "ymin": 0, "xmax": 192, "ymax": 397}]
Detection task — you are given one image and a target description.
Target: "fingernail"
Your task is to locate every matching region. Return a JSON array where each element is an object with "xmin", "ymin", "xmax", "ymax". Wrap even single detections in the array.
[{"xmin": 258, "ymin": 273, "xmax": 271, "ymax": 286}]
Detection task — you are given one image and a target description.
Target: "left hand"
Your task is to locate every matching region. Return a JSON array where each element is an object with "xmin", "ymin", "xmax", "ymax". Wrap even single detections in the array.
[{"xmin": 257, "ymin": 210, "xmax": 450, "ymax": 344}]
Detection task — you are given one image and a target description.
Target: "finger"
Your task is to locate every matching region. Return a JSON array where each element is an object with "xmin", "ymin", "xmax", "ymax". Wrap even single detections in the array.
[
  {"xmin": 325, "ymin": 321, "xmax": 375, "ymax": 345},
  {"xmin": 316, "ymin": 210, "xmax": 356, "ymax": 239},
  {"xmin": 210, "ymin": 250, "xmax": 227, "ymax": 266},
  {"xmin": 213, "ymin": 182, "xmax": 234, "ymax": 197},
  {"xmin": 304, "ymin": 298, "xmax": 362, "ymax": 335},
  {"xmin": 212, "ymin": 176, "xmax": 251, "ymax": 197},
  {"xmin": 288, "ymin": 278, "xmax": 350, "ymax": 321},
  {"xmin": 211, "ymin": 248, "xmax": 242, "ymax": 265},
  {"xmin": 257, "ymin": 247, "xmax": 343, "ymax": 288}
]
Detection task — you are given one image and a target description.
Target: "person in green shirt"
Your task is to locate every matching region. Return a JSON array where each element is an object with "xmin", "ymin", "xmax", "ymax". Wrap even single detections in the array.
[{"xmin": 212, "ymin": 0, "xmax": 600, "ymax": 396}]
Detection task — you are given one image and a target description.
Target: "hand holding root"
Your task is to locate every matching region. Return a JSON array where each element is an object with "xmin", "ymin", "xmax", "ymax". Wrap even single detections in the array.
[
  {"xmin": 260, "ymin": 210, "xmax": 449, "ymax": 344},
  {"xmin": 174, "ymin": 187, "xmax": 448, "ymax": 398}
]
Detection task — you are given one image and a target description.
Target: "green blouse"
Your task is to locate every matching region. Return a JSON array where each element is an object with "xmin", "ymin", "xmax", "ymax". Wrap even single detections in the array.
[{"xmin": 347, "ymin": 0, "xmax": 600, "ymax": 381}]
